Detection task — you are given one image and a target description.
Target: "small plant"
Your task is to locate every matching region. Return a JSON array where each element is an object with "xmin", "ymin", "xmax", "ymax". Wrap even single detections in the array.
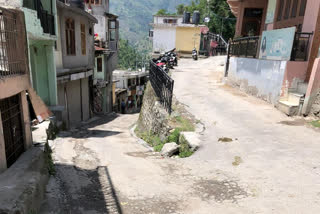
[
  {"xmin": 179, "ymin": 142, "xmax": 193, "ymax": 158},
  {"xmin": 44, "ymin": 142, "xmax": 56, "ymax": 175},
  {"xmin": 167, "ymin": 129, "xmax": 181, "ymax": 143},
  {"xmin": 310, "ymin": 120, "xmax": 320, "ymax": 128},
  {"xmin": 174, "ymin": 116, "xmax": 195, "ymax": 132},
  {"xmin": 154, "ymin": 143, "xmax": 165, "ymax": 152}
]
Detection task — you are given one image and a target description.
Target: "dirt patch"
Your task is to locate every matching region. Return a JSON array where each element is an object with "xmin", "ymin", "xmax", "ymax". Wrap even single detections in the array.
[
  {"xmin": 125, "ymin": 152, "xmax": 159, "ymax": 158},
  {"xmin": 220, "ymin": 85, "xmax": 248, "ymax": 97},
  {"xmin": 194, "ymin": 179, "xmax": 248, "ymax": 203},
  {"xmin": 279, "ymin": 119, "xmax": 305, "ymax": 126},
  {"xmin": 232, "ymin": 156, "xmax": 243, "ymax": 166},
  {"xmin": 218, "ymin": 137, "xmax": 233, "ymax": 143}
]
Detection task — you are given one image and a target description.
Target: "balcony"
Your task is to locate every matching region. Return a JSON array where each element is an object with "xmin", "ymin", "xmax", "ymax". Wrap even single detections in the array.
[
  {"xmin": 23, "ymin": 0, "xmax": 55, "ymax": 35},
  {"xmin": 228, "ymin": 32, "xmax": 312, "ymax": 61},
  {"xmin": 0, "ymin": 8, "xmax": 27, "ymax": 78}
]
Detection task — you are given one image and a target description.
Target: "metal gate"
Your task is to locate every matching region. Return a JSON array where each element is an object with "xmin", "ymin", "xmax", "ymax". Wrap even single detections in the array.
[{"xmin": 0, "ymin": 94, "xmax": 24, "ymax": 168}]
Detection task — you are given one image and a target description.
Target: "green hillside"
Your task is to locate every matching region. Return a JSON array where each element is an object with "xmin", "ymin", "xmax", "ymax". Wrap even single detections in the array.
[{"xmin": 110, "ymin": 0, "xmax": 191, "ymax": 44}]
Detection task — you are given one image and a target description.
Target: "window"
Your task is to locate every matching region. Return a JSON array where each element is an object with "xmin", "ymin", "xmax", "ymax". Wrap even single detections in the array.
[
  {"xmin": 109, "ymin": 20, "xmax": 116, "ymax": 29},
  {"xmin": 109, "ymin": 20, "xmax": 116, "ymax": 41},
  {"xmin": 81, "ymin": 24, "xmax": 86, "ymax": 55},
  {"xmin": 299, "ymin": 0, "xmax": 307, "ymax": 16},
  {"xmin": 284, "ymin": 0, "xmax": 292, "ymax": 19},
  {"xmin": 85, "ymin": 0, "xmax": 102, "ymax": 5},
  {"xmin": 110, "ymin": 30, "xmax": 116, "ymax": 41},
  {"xmin": 97, "ymin": 58, "xmax": 102, "ymax": 72},
  {"xmin": 65, "ymin": 18, "xmax": 75, "ymax": 55},
  {"xmin": 277, "ymin": 0, "xmax": 285, "ymax": 21}
]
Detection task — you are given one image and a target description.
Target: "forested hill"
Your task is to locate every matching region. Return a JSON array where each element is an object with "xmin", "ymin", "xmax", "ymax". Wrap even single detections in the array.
[{"xmin": 110, "ymin": 0, "xmax": 191, "ymax": 44}]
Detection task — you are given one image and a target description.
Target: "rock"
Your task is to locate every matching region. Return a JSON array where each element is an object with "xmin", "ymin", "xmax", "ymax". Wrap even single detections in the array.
[
  {"xmin": 179, "ymin": 132, "xmax": 201, "ymax": 151},
  {"xmin": 161, "ymin": 143, "xmax": 179, "ymax": 157}
]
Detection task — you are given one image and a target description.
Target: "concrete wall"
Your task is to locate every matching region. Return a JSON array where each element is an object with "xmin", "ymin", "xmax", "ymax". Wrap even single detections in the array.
[
  {"xmin": 175, "ymin": 26, "xmax": 201, "ymax": 52},
  {"xmin": 58, "ymin": 7, "xmax": 95, "ymax": 69},
  {"xmin": 228, "ymin": 57, "xmax": 287, "ymax": 104},
  {"xmin": 153, "ymin": 27, "xmax": 176, "ymax": 52}
]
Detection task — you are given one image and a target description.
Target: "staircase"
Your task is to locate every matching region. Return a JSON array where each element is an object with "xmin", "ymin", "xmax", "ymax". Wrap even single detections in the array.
[{"xmin": 277, "ymin": 82, "xmax": 308, "ymax": 116}]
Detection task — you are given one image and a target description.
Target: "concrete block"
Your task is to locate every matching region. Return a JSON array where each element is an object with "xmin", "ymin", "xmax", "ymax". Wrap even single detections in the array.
[
  {"xmin": 180, "ymin": 132, "xmax": 201, "ymax": 151},
  {"xmin": 0, "ymin": 147, "xmax": 49, "ymax": 213}
]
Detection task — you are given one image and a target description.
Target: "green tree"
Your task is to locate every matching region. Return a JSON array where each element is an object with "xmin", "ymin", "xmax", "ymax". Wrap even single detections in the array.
[
  {"xmin": 183, "ymin": 0, "xmax": 236, "ymax": 40},
  {"xmin": 176, "ymin": 4, "xmax": 185, "ymax": 15},
  {"xmin": 156, "ymin": 9, "xmax": 169, "ymax": 15}
]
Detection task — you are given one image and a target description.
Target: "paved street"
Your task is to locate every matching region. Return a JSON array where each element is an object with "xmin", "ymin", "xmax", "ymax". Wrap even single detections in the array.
[{"xmin": 41, "ymin": 57, "xmax": 320, "ymax": 214}]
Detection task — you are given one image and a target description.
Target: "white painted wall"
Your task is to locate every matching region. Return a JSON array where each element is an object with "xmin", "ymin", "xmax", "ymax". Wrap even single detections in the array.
[
  {"xmin": 153, "ymin": 27, "xmax": 176, "ymax": 52},
  {"xmin": 153, "ymin": 16, "xmax": 183, "ymax": 25}
]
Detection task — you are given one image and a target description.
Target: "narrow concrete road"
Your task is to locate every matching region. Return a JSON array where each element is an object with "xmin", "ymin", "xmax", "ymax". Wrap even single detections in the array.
[{"xmin": 41, "ymin": 57, "xmax": 320, "ymax": 214}]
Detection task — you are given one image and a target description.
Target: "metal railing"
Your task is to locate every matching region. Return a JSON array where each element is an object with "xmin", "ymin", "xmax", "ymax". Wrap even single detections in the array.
[
  {"xmin": 291, "ymin": 32, "xmax": 313, "ymax": 61},
  {"xmin": 229, "ymin": 36, "xmax": 260, "ymax": 58},
  {"xmin": 0, "ymin": 8, "xmax": 28, "ymax": 78},
  {"xmin": 23, "ymin": 0, "xmax": 55, "ymax": 35},
  {"xmin": 149, "ymin": 61, "xmax": 174, "ymax": 114}
]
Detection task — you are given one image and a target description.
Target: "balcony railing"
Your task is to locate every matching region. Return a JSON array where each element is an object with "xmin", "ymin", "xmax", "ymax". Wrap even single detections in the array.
[
  {"xmin": 228, "ymin": 32, "xmax": 313, "ymax": 62},
  {"xmin": 0, "ymin": 8, "xmax": 28, "ymax": 78},
  {"xmin": 229, "ymin": 36, "xmax": 260, "ymax": 58},
  {"xmin": 23, "ymin": 0, "xmax": 55, "ymax": 35}
]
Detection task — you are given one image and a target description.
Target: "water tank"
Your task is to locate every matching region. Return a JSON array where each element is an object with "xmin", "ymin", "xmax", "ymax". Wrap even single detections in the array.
[
  {"xmin": 183, "ymin": 11, "xmax": 191, "ymax": 24},
  {"xmin": 69, "ymin": 0, "xmax": 84, "ymax": 10},
  {"xmin": 192, "ymin": 11, "xmax": 200, "ymax": 25}
]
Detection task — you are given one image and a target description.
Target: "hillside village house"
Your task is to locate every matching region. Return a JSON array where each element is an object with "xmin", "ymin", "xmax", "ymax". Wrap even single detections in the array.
[
  {"xmin": 85, "ymin": 0, "xmax": 119, "ymax": 114},
  {"xmin": 226, "ymin": 0, "xmax": 320, "ymax": 117},
  {"xmin": 113, "ymin": 70, "xmax": 149, "ymax": 112},
  {"xmin": 55, "ymin": 0, "xmax": 97, "ymax": 127},
  {"xmin": 0, "ymin": 7, "xmax": 33, "ymax": 172},
  {"xmin": 151, "ymin": 15, "xmax": 203, "ymax": 54}
]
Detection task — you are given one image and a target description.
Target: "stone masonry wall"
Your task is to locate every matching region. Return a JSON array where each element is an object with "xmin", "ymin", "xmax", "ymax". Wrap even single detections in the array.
[
  {"xmin": 136, "ymin": 82, "xmax": 170, "ymax": 140},
  {"xmin": 310, "ymin": 90, "xmax": 320, "ymax": 118}
]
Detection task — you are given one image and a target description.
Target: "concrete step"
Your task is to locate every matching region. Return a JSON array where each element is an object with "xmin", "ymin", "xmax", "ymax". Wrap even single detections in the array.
[
  {"xmin": 288, "ymin": 92, "xmax": 304, "ymax": 105},
  {"xmin": 278, "ymin": 100, "xmax": 299, "ymax": 116}
]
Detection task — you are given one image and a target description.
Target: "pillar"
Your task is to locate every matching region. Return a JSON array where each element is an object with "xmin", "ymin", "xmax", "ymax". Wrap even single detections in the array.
[
  {"xmin": 46, "ymin": 44, "xmax": 58, "ymax": 106},
  {"xmin": 0, "ymin": 111, "xmax": 7, "ymax": 173},
  {"xmin": 20, "ymin": 91, "xmax": 33, "ymax": 150}
]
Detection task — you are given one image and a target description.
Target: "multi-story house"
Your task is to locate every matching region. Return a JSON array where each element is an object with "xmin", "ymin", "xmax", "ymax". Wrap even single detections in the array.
[
  {"xmin": 22, "ymin": 0, "xmax": 58, "ymax": 108},
  {"xmin": 226, "ymin": 0, "xmax": 320, "ymax": 117},
  {"xmin": 85, "ymin": 0, "xmax": 119, "ymax": 114},
  {"xmin": 0, "ymin": 7, "xmax": 33, "ymax": 172},
  {"xmin": 55, "ymin": 0, "xmax": 97, "ymax": 127}
]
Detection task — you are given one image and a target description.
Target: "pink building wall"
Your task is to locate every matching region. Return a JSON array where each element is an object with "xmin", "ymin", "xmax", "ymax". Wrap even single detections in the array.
[{"xmin": 281, "ymin": 61, "xmax": 308, "ymax": 97}]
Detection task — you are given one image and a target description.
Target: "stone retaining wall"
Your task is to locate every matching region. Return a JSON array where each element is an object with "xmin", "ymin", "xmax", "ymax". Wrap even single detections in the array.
[{"xmin": 136, "ymin": 82, "xmax": 170, "ymax": 140}]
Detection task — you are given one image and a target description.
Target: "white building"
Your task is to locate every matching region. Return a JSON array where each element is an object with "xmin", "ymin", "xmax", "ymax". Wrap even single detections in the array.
[{"xmin": 150, "ymin": 15, "xmax": 183, "ymax": 53}]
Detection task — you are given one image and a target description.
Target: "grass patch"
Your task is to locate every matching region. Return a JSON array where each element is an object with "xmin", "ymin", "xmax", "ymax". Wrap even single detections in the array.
[
  {"xmin": 310, "ymin": 120, "xmax": 320, "ymax": 128},
  {"xmin": 174, "ymin": 116, "xmax": 195, "ymax": 132},
  {"xmin": 167, "ymin": 128, "xmax": 181, "ymax": 143},
  {"xmin": 179, "ymin": 142, "xmax": 193, "ymax": 158},
  {"xmin": 154, "ymin": 143, "xmax": 165, "ymax": 152}
]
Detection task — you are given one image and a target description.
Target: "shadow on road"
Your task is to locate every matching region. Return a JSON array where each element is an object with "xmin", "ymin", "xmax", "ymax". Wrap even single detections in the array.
[{"xmin": 41, "ymin": 164, "xmax": 123, "ymax": 214}]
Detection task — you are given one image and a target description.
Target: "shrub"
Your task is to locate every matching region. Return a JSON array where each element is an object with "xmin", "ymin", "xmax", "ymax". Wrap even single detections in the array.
[
  {"xmin": 167, "ymin": 129, "xmax": 181, "ymax": 143},
  {"xmin": 179, "ymin": 142, "xmax": 193, "ymax": 158}
]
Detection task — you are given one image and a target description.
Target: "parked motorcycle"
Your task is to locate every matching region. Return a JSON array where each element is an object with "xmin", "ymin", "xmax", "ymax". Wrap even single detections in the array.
[{"xmin": 192, "ymin": 48, "xmax": 198, "ymax": 61}]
